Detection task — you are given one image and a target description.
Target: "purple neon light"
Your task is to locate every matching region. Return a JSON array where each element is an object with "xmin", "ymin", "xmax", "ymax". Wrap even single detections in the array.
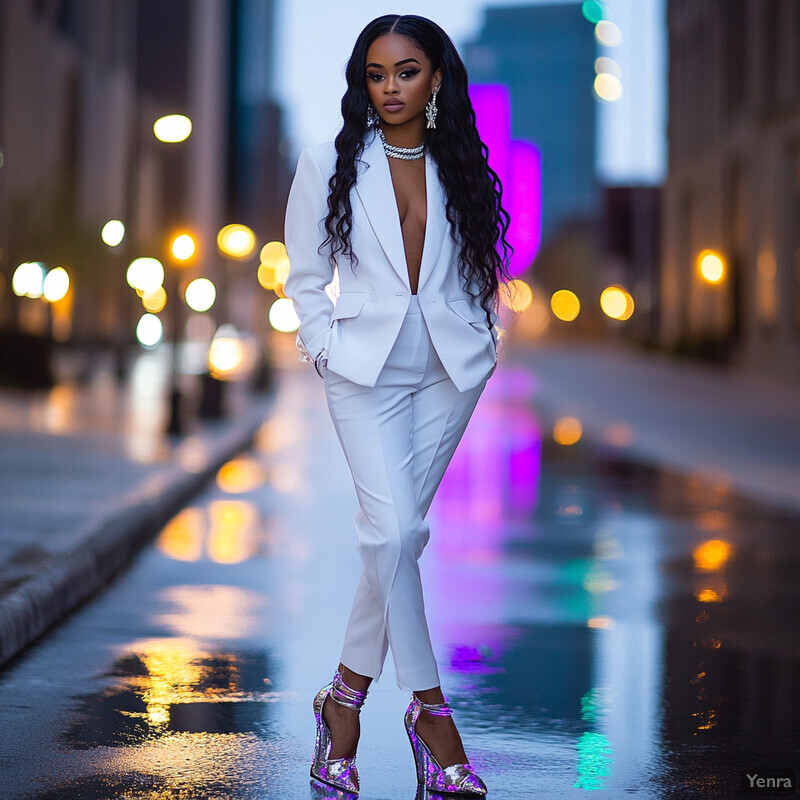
[
  {"xmin": 469, "ymin": 84, "xmax": 511, "ymax": 188},
  {"xmin": 469, "ymin": 84, "xmax": 542, "ymax": 274},
  {"xmin": 508, "ymin": 140, "xmax": 542, "ymax": 275}
]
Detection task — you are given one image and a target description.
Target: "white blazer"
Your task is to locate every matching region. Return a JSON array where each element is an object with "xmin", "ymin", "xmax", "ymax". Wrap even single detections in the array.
[{"xmin": 284, "ymin": 130, "xmax": 499, "ymax": 393}]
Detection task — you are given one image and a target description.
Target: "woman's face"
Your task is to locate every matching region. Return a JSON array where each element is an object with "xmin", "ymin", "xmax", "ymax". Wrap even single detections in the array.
[{"xmin": 365, "ymin": 33, "xmax": 441, "ymax": 129}]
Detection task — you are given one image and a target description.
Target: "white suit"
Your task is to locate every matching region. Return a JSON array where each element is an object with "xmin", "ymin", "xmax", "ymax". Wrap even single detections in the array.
[{"xmin": 285, "ymin": 130, "xmax": 499, "ymax": 690}]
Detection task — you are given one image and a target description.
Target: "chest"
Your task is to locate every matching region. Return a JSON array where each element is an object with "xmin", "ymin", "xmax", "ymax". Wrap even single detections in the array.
[{"xmin": 387, "ymin": 158, "xmax": 427, "ymax": 231}]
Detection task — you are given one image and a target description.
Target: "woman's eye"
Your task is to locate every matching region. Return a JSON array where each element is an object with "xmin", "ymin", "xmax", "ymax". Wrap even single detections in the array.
[
  {"xmin": 401, "ymin": 69, "xmax": 420, "ymax": 79},
  {"xmin": 367, "ymin": 73, "xmax": 383, "ymax": 82}
]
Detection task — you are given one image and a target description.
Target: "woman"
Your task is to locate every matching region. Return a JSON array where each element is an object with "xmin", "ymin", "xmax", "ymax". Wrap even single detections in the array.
[{"xmin": 284, "ymin": 14, "xmax": 511, "ymax": 797}]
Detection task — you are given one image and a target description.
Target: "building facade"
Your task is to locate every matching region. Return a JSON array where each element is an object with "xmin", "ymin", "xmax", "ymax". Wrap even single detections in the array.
[
  {"xmin": 465, "ymin": 3, "xmax": 598, "ymax": 243},
  {"xmin": 662, "ymin": 0, "xmax": 800, "ymax": 380},
  {"xmin": 0, "ymin": 0, "xmax": 285, "ymax": 350}
]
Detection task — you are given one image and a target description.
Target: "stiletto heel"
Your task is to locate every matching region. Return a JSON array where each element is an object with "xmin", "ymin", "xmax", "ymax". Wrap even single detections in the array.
[
  {"xmin": 404, "ymin": 695, "xmax": 487, "ymax": 796},
  {"xmin": 311, "ymin": 669, "xmax": 368, "ymax": 795}
]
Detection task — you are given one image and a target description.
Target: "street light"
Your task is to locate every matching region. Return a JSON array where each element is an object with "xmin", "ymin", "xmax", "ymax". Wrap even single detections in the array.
[
  {"xmin": 101, "ymin": 220, "xmax": 126, "ymax": 247},
  {"xmin": 697, "ymin": 250, "xmax": 726, "ymax": 284},
  {"xmin": 42, "ymin": 267, "xmax": 70, "ymax": 303},
  {"xmin": 166, "ymin": 231, "xmax": 196, "ymax": 435},
  {"xmin": 171, "ymin": 233, "xmax": 196, "ymax": 261},
  {"xmin": 217, "ymin": 224, "xmax": 256, "ymax": 261},
  {"xmin": 201, "ymin": 223, "xmax": 259, "ymax": 418},
  {"xmin": 153, "ymin": 114, "xmax": 192, "ymax": 144},
  {"xmin": 102, "ymin": 219, "xmax": 128, "ymax": 380}
]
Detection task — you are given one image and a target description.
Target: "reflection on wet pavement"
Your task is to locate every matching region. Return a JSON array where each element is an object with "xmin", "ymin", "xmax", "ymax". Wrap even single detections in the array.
[
  {"xmin": 62, "ymin": 643, "xmax": 275, "ymax": 747},
  {"xmin": 0, "ymin": 366, "xmax": 799, "ymax": 798}
]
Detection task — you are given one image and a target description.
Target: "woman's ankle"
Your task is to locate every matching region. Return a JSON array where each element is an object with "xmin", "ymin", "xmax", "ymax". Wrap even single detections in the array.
[
  {"xmin": 413, "ymin": 686, "xmax": 445, "ymax": 705},
  {"xmin": 339, "ymin": 663, "xmax": 372, "ymax": 696}
]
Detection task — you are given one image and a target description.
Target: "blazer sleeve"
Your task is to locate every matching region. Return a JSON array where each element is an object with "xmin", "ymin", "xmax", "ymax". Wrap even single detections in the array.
[{"xmin": 284, "ymin": 147, "xmax": 335, "ymax": 366}]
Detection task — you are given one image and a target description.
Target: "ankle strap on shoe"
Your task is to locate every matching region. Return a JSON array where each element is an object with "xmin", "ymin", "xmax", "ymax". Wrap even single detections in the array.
[
  {"xmin": 330, "ymin": 669, "xmax": 368, "ymax": 711},
  {"xmin": 413, "ymin": 695, "xmax": 453, "ymax": 717}
]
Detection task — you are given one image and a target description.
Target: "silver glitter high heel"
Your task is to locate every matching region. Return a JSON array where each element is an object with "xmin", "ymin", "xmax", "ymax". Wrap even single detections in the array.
[
  {"xmin": 405, "ymin": 695, "xmax": 487, "ymax": 796},
  {"xmin": 311, "ymin": 669, "xmax": 368, "ymax": 794}
]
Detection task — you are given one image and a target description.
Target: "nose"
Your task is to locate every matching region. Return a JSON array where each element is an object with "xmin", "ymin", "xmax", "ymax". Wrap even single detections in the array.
[{"xmin": 384, "ymin": 76, "xmax": 399, "ymax": 94}]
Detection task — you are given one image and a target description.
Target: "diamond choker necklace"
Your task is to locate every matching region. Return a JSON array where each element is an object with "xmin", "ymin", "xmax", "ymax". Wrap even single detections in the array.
[{"xmin": 377, "ymin": 126, "xmax": 425, "ymax": 161}]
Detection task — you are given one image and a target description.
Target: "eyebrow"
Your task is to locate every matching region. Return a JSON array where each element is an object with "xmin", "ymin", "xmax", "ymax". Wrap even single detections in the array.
[{"xmin": 366, "ymin": 58, "xmax": 421, "ymax": 69}]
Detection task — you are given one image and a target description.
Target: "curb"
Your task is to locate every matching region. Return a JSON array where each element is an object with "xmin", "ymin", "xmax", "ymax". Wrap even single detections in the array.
[{"xmin": 0, "ymin": 393, "xmax": 274, "ymax": 670}]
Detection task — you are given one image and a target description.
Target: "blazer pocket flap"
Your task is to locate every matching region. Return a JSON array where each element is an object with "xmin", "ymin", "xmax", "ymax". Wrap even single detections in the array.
[
  {"xmin": 331, "ymin": 291, "xmax": 372, "ymax": 322},
  {"xmin": 447, "ymin": 297, "xmax": 486, "ymax": 325}
]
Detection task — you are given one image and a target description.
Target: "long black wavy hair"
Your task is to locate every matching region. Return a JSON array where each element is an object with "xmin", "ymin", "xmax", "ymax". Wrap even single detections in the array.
[{"xmin": 322, "ymin": 14, "xmax": 512, "ymax": 326}]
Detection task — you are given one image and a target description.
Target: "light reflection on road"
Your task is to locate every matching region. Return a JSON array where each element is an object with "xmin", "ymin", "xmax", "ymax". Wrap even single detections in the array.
[{"xmin": 0, "ymin": 363, "xmax": 798, "ymax": 799}]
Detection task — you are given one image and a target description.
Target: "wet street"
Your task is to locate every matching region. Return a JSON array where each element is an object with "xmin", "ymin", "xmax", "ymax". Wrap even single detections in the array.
[{"xmin": 0, "ymin": 359, "xmax": 799, "ymax": 799}]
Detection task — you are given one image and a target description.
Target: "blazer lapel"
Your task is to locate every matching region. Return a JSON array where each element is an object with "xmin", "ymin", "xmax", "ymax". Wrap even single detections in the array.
[
  {"xmin": 355, "ymin": 132, "xmax": 409, "ymax": 287},
  {"xmin": 416, "ymin": 152, "xmax": 447, "ymax": 294}
]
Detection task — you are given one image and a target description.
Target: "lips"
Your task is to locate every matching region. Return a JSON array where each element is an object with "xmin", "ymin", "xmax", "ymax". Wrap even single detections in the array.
[{"xmin": 383, "ymin": 101, "xmax": 404, "ymax": 110}]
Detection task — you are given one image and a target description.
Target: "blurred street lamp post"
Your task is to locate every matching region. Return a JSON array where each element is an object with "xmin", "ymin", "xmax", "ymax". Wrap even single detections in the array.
[
  {"xmin": 153, "ymin": 114, "xmax": 193, "ymax": 435},
  {"xmin": 197, "ymin": 224, "xmax": 257, "ymax": 419},
  {"xmin": 216, "ymin": 224, "xmax": 257, "ymax": 324},
  {"xmin": 101, "ymin": 219, "xmax": 128, "ymax": 381},
  {"xmin": 166, "ymin": 233, "xmax": 196, "ymax": 435}
]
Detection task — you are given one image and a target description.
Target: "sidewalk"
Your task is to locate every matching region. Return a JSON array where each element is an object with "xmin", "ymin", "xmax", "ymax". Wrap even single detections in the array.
[
  {"xmin": 0, "ymin": 348, "xmax": 274, "ymax": 668},
  {"xmin": 506, "ymin": 339, "xmax": 800, "ymax": 512}
]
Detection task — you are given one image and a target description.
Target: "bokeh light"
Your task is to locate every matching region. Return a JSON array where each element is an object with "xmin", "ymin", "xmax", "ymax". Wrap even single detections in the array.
[
  {"xmin": 156, "ymin": 508, "xmax": 204, "ymax": 562},
  {"xmin": 257, "ymin": 263, "xmax": 277, "ymax": 290},
  {"xmin": 698, "ymin": 250, "xmax": 725, "ymax": 283},
  {"xmin": 582, "ymin": 1, "xmax": 607, "ymax": 24},
  {"xmin": 554, "ymin": 416, "xmax": 583, "ymax": 445},
  {"xmin": 696, "ymin": 588, "xmax": 726, "ymax": 603},
  {"xmin": 260, "ymin": 241, "xmax": 288, "ymax": 264},
  {"xmin": 551, "ymin": 289, "xmax": 581, "ymax": 322},
  {"xmin": 12, "ymin": 262, "xmax": 46, "ymax": 298},
  {"xmin": 216, "ymin": 456, "xmax": 267, "ymax": 494},
  {"xmin": 209, "ymin": 330, "xmax": 245, "ymax": 379},
  {"xmin": 595, "ymin": 19, "xmax": 622, "ymax": 46},
  {"xmin": 142, "ymin": 286, "xmax": 167, "ymax": 313},
  {"xmin": 217, "ymin": 224, "xmax": 256, "ymax": 260},
  {"xmin": 595, "ymin": 56, "xmax": 621, "ymax": 78},
  {"xmin": 260, "ymin": 241, "xmax": 292, "ymax": 292},
  {"xmin": 171, "ymin": 233, "xmax": 196, "ymax": 262},
  {"xmin": 600, "ymin": 285, "xmax": 634, "ymax": 320},
  {"xmin": 42, "ymin": 267, "xmax": 70, "ymax": 303},
  {"xmin": 499, "ymin": 278, "xmax": 534, "ymax": 312},
  {"xmin": 101, "ymin": 219, "xmax": 125, "ymax": 247},
  {"xmin": 153, "ymin": 114, "xmax": 192, "ymax": 143},
  {"xmin": 126, "ymin": 257, "xmax": 164, "ymax": 293},
  {"xmin": 184, "ymin": 277, "xmax": 216, "ymax": 313},
  {"xmin": 136, "ymin": 313, "xmax": 163, "ymax": 348},
  {"xmin": 516, "ymin": 289, "xmax": 551, "ymax": 337},
  {"xmin": 693, "ymin": 539, "xmax": 732, "ymax": 572},
  {"xmin": 268, "ymin": 297, "xmax": 300, "ymax": 332},
  {"xmin": 594, "ymin": 73, "xmax": 623, "ymax": 102},
  {"xmin": 207, "ymin": 500, "xmax": 258, "ymax": 564}
]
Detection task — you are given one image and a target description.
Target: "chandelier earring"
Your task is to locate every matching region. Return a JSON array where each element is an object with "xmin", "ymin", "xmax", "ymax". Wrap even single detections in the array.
[
  {"xmin": 366, "ymin": 103, "xmax": 380, "ymax": 128},
  {"xmin": 425, "ymin": 90, "xmax": 439, "ymax": 130}
]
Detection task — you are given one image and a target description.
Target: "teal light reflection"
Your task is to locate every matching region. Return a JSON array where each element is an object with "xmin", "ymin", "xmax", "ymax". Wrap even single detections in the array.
[{"xmin": 573, "ymin": 687, "xmax": 614, "ymax": 789}]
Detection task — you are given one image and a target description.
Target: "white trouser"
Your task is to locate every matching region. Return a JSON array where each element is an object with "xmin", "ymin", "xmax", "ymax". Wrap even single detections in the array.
[{"xmin": 322, "ymin": 293, "xmax": 490, "ymax": 691}]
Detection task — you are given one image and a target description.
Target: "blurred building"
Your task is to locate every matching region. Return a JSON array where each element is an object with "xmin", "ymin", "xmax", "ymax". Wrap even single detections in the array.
[
  {"xmin": 465, "ymin": 3, "xmax": 598, "ymax": 243},
  {"xmin": 602, "ymin": 185, "xmax": 661, "ymax": 342},
  {"xmin": 0, "ymin": 0, "xmax": 285, "ymax": 352},
  {"xmin": 662, "ymin": 0, "xmax": 800, "ymax": 380}
]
